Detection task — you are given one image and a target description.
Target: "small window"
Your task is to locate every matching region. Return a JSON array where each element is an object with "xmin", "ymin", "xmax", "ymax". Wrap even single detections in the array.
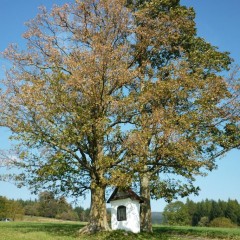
[{"xmin": 117, "ymin": 205, "xmax": 127, "ymax": 221}]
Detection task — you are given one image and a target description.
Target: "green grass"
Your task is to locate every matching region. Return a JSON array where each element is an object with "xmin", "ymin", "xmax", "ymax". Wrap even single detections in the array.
[
  {"xmin": 154, "ymin": 225, "xmax": 240, "ymax": 239},
  {"xmin": 1, "ymin": 220, "xmax": 240, "ymax": 240},
  {"xmin": 0, "ymin": 221, "xmax": 83, "ymax": 240}
]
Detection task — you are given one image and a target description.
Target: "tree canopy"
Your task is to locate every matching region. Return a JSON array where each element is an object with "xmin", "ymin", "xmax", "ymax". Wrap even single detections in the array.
[
  {"xmin": 126, "ymin": 0, "xmax": 239, "ymax": 232},
  {"xmin": 0, "ymin": 0, "xmax": 239, "ymax": 233}
]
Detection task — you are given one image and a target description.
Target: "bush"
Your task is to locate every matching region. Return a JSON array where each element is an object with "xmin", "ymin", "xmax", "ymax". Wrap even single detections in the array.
[
  {"xmin": 209, "ymin": 217, "xmax": 237, "ymax": 228},
  {"xmin": 56, "ymin": 210, "xmax": 79, "ymax": 221},
  {"xmin": 198, "ymin": 216, "xmax": 209, "ymax": 227}
]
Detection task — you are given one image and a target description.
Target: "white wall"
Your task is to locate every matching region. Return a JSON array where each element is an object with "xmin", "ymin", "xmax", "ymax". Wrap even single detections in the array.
[{"xmin": 110, "ymin": 198, "xmax": 140, "ymax": 233}]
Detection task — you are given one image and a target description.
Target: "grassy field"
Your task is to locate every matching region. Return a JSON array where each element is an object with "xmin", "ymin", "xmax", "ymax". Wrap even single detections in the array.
[{"xmin": 1, "ymin": 219, "xmax": 240, "ymax": 240}]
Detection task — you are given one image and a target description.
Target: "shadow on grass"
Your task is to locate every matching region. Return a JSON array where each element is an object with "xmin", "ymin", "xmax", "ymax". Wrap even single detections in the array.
[
  {"xmin": 3, "ymin": 223, "xmax": 168, "ymax": 240},
  {"xmin": 7, "ymin": 222, "xmax": 85, "ymax": 238},
  {"xmin": 81, "ymin": 229, "xmax": 170, "ymax": 240},
  {"xmin": 154, "ymin": 225, "xmax": 197, "ymax": 234},
  {"xmin": 5, "ymin": 223, "xmax": 240, "ymax": 240}
]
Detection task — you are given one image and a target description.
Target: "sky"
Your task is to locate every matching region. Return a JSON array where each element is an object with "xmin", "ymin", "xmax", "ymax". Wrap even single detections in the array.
[{"xmin": 0, "ymin": 0, "xmax": 239, "ymax": 212}]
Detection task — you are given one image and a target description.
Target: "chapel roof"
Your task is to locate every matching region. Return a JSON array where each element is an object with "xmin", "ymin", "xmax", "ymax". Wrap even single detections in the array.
[{"xmin": 107, "ymin": 187, "xmax": 144, "ymax": 203}]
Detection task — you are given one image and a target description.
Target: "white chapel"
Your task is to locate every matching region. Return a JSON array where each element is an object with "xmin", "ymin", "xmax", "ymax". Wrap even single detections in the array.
[{"xmin": 107, "ymin": 188, "xmax": 143, "ymax": 233}]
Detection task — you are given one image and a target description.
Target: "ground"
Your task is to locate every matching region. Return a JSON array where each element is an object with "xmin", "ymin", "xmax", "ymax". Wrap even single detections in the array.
[{"xmin": 0, "ymin": 217, "xmax": 240, "ymax": 240}]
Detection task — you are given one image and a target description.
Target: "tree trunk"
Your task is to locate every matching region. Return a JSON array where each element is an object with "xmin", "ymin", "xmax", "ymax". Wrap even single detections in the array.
[
  {"xmin": 140, "ymin": 172, "xmax": 153, "ymax": 232},
  {"xmin": 79, "ymin": 182, "xmax": 110, "ymax": 234}
]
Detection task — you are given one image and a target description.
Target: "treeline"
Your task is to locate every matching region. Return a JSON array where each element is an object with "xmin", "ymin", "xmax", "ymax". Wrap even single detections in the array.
[
  {"xmin": 0, "ymin": 196, "xmax": 24, "ymax": 221},
  {"xmin": 163, "ymin": 199, "xmax": 240, "ymax": 227},
  {"xmin": 0, "ymin": 191, "xmax": 90, "ymax": 221}
]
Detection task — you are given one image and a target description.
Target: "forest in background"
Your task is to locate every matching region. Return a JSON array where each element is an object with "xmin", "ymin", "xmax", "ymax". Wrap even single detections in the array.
[
  {"xmin": 2, "ymin": 191, "xmax": 240, "ymax": 229},
  {"xmin": 0, "ymin": 191, "xmax": 90, "ymax": 221},
  {"xmin": 163, "ymin": 198, "xmax": 240, "ymax": 228}
]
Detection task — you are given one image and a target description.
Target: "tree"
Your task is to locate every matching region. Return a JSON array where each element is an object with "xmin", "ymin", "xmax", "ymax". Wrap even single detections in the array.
[
  {"xmin": 125, "ymin": 0, "xmax": 240, "ymax": 232},
  {"xmin": 0, "ymin": 0, "xmax": 136, "ymax": 233},
  {"xmin": 185, "ymin": 199, "xmax": 212, "ymax": 226},
  {"xmin": 225, "ymin": 199, "xmax": 240, "ymax": 224},
  {"xmin": 0, "ymin": 196, "xmax": 24, "ymax": 220},
  {"xmin": 74, "ymin": 206, "xmax": 90, "ymax": 222},
  {"xmin": 209, "ymin": 201, "xmax": 224, "ymax": 221},
  {"xmin": 37, "ymin": 192, "xmax": 59, "ymax": 218},
  {"xmin": 0, "ymin": 196, "xmax": 8, "ymax": 219},
  {"xmin": 0, "ymin": 0, "xmax": 239, "ymax": 234},
  {"xmin": 185, "ymin": 198, "xmax": 198, "ymax": 226},
  {"xmin": 24, "ymin": 202, "xmax": 39, "ymax": 217},
  {"xmin": 37, "ymin": 191, "xmax": 74, "ymax": 219},
  {"xmin": 163, "ymin": 201, "xmax": 190, "ymax": 226},
  {"xmin": 6, "ymin": 200, "xmax": 25, "ymax": 221}
]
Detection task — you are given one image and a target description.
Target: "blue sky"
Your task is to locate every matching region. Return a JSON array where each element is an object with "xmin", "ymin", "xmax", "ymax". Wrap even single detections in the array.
[{"xmin": 0, "ymin": 0, "xmax": 239, "ymax": 211}]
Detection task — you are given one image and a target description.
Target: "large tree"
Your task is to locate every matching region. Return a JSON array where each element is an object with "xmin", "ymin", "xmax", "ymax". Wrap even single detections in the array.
[
  {"xmin": 125, "ymin": 0, "xmax": 240, "ymax": 232},
  {"xmin": 0, "ymin": 0, "xmax": 239, "ymax": 234},
  {"xmin": 0, "ymin": 0, "xmax": 137, "ymax": 233}
]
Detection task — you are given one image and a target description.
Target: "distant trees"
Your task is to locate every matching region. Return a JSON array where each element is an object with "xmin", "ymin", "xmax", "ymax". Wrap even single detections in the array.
[
  {"xmin": 6, "ymin": 200, "xmax": 25, "ymax": 221},
  {"xmin": 0, "ymin": 196, "xmax": 9, "ymax": 219},
  {"xmin": 74, "ymin": 206, "xmax": 90, "ymax": 222},
  {"xmin": 0, "ymin": 192, "xmax": 89, "ymax": 222},
  {"xmin": 0, "ymin": 196, "xmax": 24, "ymax": 220},
  {"xmin": 163, "ymin": 201, "xmax": 190, "ymax": 226},
  {"xmin": 35, "ymin": 191, "xmax": 87, "ymax": 221},
  {"xmin": 37, "ymin": 191, "xmax": 59, "ymax": 218},
  {"xmin": 22, "ymin": 199, "xmax": 39, "ymax": 217},
  {"xmin": 163, "ymin": 198, "xmax": 240, "ymax": 227},
  {"xmin": 37, "ymin": 191, "xmax": 77, "ymax": 219}
]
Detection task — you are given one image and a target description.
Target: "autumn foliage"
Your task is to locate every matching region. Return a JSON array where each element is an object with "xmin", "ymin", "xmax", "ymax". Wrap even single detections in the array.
[{"xmin": 0, "ymin": 0, "xmax": 239, "ymax": 233}]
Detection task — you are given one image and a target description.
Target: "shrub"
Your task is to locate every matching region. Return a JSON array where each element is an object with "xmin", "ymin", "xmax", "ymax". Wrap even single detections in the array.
[
  {"xmin": 56, "ymin": 210, "xmax": 79, "ymax": 221},
  {"xmin": 198, "ymin": 216, "xmax": 209, "ymax": 227},
  {"xmin": 209, "ymin": 217, "xmax": 237, "ymax": 228}
]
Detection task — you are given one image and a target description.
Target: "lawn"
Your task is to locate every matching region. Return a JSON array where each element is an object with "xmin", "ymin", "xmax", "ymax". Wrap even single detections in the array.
[
  {"xmin": 155, "ymin": 225, "xmax": 240, "ymax": 239},
  {"xmin": 1, "ymin": 220, "xmax": 240, "ymax": 240}
]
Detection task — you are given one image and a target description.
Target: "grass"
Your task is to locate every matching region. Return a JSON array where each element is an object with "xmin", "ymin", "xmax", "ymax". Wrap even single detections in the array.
[
  {"xmin": 154, "ymin": 225, "xmax": 240, "ymax": 239},
  {"xmin": 0, "ymin": 221, "xmax": 83, "ymax": 240},
  {"xmin": 1, "ymin": 219, "xmax": 240, "ymax": 240}
]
